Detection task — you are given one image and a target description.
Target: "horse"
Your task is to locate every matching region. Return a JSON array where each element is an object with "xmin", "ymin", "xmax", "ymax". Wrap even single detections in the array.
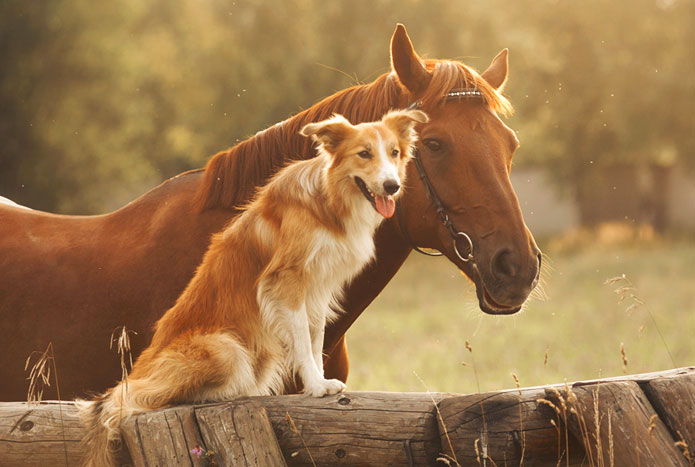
[{"xmin": 0, "ymin": 24, "xmax": 541, "ymax": 401}]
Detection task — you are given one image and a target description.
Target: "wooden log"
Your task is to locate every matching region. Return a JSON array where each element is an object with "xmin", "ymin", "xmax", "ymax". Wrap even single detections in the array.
[
  {"xmin": 0, "ymin": 401, "xmax": 82, "ymax": 467},
  {"xmin": 121, "ymin": 400, "xmax": 286, "ymax": 467},
  {"xmin": 1, "ymin": 368, "xmax": 693, "ymax": 466},
  {"xmin": 438, "ymin": 387, "xmax": 585, "ymax": 466},
  {"xmin": 195, "ymin": 400, "xmax": 286, "ymax": 467},
  {"xmin": 545, "ymin": 380, "xmax": 689, "ymax": 466},
  {"xmin": 639, "ymin": 370, "xmax": 695, "ymax": 448},
  {"xmin": 257, "ymin": 391, "xmax": 447, "ymax": 466},
  {"xmin": 121, "ymin": 404, "xmax": 208, "ymax": 467}
]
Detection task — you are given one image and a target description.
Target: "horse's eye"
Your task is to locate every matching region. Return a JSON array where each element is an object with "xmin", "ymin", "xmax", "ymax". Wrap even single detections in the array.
[
  {"xmin": 423, "ymin": 139, "xmax": 442, "ymax": 152},
  {"xmin": 358, "ymin": 150, "xmax": 372, "ymax": 159},
  {"xmin": 391, "ymin": 148, "xmax": 400, "ymax": 157}
]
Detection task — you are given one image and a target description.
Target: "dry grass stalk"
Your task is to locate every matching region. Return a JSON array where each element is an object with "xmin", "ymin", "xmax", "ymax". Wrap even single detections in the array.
[
  {"xmin": 25, "ymin": 345, "xmax": 52, "ymax": 405},
  {"xmin": 552, "ymin": 386, "xmax": 571, "ymax": 467},
  {"xmin": 436, "ymin": 454, "xmax": 458, "ymax": 466},
  {"xmin": 110, "ymin": 326, "xmax": 136, "ymax": 390},
  {"xmin": 590, "ymin": 385, "xmax": 602, "ymax": 467},
  {"xmin": 474, "ymin": 437, "xmax": 481, "ymax": 465},
  {"xmin": 674, "ymin": 430, "xmax": 693, "ymax": 466},
  {"xmin": 607, "ymin": 408, "xmax": 614, "ymax": 467},
  {"xmin": 538, "ymin": 398, "xmax": 564, "ymax": 463},
  {"xmin": 24, "ymin": 342, "xmax": 68, "ymax": 466},
  {"xmin": 620, "ymin": 343, "xmax": 628, "ymax": 375},
  {"xmin": 605, "ymin": 274, "xmax": 676, "ymax": 367},
  {"xmin": 511, "ymin": 373, "xmax": 526, "ymax": 466},
  {"xmin": 414, "ymin": 371, "xmax": 460, "ymax": 466},
  {"xmin": 647, "ymin": 414, "xmax": 658, "ymax": 436},
  {"xmin": 285, "ymin": 411, "xmax": 317, "ymax": 467},
  {"xmin": 463, "ymin": 341, "xmax": 492, "ymax": 465},
  {"xmin": 547, "ymin": 382, "xmax": 620, "ymax": 467},
  {"xmin": 111, "ymin": 326, "xmax": 136, "ymax": 423}
]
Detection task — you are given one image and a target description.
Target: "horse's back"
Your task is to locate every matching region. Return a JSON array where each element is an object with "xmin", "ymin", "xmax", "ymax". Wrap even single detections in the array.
[{"xmin": 0, "ymin": 173, "xmax": 234, "ymax": 401}]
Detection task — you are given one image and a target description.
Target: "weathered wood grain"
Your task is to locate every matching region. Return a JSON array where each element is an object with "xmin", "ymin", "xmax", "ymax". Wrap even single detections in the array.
[
  {"xmin": 195, "ymin": 399, "xmax": 286, "ymax": 467},
  {"xmin": 0, "ymin": 400, "xmax": 82, "ymax": 467},
  {"xmin": 639, "ymin": 371, "xmax": 695, "ymax": 448},
  {"xmin": 258, "ymin": 391, "xmax": 447, "ymax": 466},
  {"xmin": 438, "ymin": 387, "xmax": 586, "ymax": 466},
  {"xmin": 121, "ymin": 404, "xmax": 208, "ymax": 467},
  {"xmin": 545, "ymin": 380, "xmax": 689, "ymax": 466}
]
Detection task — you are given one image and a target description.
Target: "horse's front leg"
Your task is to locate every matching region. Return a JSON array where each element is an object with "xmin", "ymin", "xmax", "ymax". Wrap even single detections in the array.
[{"xmin": 323, "ymin": 334, "xmax": 349, "ymax": 383}]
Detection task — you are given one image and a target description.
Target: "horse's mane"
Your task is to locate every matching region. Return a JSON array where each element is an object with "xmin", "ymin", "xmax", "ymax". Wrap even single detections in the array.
[{"xmin": 195, "ymin": 59, "xmax": 512, "ymax": 211}]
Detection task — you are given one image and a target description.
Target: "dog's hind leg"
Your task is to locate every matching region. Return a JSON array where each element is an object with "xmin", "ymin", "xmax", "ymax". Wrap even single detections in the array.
[
  {"xmin": 80, "ymin": 332, "xmax": 255, "ymax": 466},
  {"xmin": 130, "ymin": 332, "xmax": 259, "ymax": 404}
]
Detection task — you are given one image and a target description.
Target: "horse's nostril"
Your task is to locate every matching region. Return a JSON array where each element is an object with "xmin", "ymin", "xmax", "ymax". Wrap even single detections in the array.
[
  {"xmin": 383, "ymin": 179, "xmax": 400, "ymax": 195},
  {"xmin": 491, "ymin": 249, "xmax": 518, "ymax": 279}
]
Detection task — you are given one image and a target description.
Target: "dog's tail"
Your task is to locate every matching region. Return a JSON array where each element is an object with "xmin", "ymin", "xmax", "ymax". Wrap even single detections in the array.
[{"xmin": 76, "ymin": 382, "xmax": 143, "ymax": 467}]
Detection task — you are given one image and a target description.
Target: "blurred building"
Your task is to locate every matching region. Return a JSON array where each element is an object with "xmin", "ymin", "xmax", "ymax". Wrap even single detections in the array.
[{"xmin": 511, "ymin": 163, "xmax": 695, "ymax": 236}]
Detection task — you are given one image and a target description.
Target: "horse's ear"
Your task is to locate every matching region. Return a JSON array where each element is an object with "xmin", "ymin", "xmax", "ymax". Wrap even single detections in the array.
[
  {"xmin": 382, "ymin": 109, "xmax": 429, "ymax": 147},
  {"xmin": 481, "ymin": 49, "xmax": 509, "ymax": 91},
  {"xmin": 300, "ymin": 114, "xmax": 354, "ymax": 154},
  {"xmin": 390, "ymin": 24, "xmax": 431, "ymax": 96}
]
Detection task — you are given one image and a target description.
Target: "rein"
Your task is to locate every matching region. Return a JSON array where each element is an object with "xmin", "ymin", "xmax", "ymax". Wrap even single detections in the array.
[{"xmin": 395, "ymin": 89, "xmax": 483, "ymax": 264}]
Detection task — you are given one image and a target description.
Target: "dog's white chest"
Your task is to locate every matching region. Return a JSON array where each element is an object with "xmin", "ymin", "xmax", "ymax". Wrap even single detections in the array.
[{"xmin": 307, "ymin": 227, "xmax": 374, "ymax": 277}]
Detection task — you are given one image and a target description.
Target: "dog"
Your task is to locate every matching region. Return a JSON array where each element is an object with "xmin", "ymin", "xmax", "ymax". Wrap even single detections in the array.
[{"xmin": 78, "ymin": 108, "xmax": 428, "ymax": 466}]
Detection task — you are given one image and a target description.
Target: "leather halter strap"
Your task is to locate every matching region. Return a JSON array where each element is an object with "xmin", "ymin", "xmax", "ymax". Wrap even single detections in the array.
[{"xmin": 396, "ymin": 89, "xmax": 483, "ymax": 262}]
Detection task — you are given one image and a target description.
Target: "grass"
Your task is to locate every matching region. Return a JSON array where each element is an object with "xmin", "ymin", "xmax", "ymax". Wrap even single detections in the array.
[{"xmin": 346, "ymin": 230, "xmax": 695, "ymax": 394}]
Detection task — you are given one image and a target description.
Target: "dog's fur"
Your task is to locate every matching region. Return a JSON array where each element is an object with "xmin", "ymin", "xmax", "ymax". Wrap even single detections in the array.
[{"xmin": 77, "ymin": 108, "xmax": 427, "ymax": 466}]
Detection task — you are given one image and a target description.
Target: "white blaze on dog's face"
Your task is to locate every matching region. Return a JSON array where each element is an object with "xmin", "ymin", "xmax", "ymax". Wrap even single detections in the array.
[{"xmin": 300, "ymin": 109, "xmax": 429, "ymax": 218}]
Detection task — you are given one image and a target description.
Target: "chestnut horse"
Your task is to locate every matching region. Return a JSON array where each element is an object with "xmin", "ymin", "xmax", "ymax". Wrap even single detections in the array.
[{"xmin": 0, "ymin": 25, "xmax": 540, "ymax": 401}]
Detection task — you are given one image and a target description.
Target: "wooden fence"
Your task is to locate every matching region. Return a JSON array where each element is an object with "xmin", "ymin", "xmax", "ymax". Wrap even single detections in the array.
[{"xmin": 1, "ymin": 367, "xmax": 693, "ymax": 466}]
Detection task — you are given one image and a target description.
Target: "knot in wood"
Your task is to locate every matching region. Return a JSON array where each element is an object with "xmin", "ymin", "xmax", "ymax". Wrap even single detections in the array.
[
  {"xmin": 20, "ymin": 420, "xmax": 34, "ymax": 431},
  {"xmin": 335, "ymin": 448, "xmax": 347, "ymax": 458},
  {"xmin": 338, "ymin": 396, "xmax": 351, "ymax": 406}
]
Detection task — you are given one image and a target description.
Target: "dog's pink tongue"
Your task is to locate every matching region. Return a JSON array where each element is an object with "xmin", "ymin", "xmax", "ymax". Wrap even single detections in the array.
[{"xmin": 375, "ymin": 195, "xmax": 395, "ymax": 218}]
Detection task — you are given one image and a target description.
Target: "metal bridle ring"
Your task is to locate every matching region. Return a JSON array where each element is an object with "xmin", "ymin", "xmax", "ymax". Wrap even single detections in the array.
[{"xmin": 453, "ymin": 231, "xmax": 474, "ymax": 263}]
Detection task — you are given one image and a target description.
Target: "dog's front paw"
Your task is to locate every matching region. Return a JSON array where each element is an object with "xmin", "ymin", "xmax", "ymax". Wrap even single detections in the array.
[{"xmin": 304, "ymin": 378, "xmax": 346, "ymax": 397}]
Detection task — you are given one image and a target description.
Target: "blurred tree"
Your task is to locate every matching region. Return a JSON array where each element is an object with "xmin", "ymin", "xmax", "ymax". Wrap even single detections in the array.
[
  {"xmin": 0, "ymin": 0, "xmax": 693, "ymax": 223},
  {"xmin": 503, "ymin": 0, "xmax": 695, "ymax": 226}
]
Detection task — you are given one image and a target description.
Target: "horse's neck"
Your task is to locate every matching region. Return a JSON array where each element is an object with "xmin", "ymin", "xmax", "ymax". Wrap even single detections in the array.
[{"xmin": 324, "ymin": 219, "xmax": 411, "ymax": 351}]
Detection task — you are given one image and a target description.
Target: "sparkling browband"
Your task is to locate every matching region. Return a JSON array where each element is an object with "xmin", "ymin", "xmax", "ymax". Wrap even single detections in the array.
[
  {"xmin": 407, "ymin": 88, "xmax": 484, "ymax": 109},
  {"xmin": 446, "ymin": 89, "xmax": 483, "ymax": 99}
]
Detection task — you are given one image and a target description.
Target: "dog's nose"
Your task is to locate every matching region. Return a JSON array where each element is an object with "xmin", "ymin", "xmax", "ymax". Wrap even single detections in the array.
[{"xmin": 383, "ymin": 179, "xmax": 400, "ymax": 195}]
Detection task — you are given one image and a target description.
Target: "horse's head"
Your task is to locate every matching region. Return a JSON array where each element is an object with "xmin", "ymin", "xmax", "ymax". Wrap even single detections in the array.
[{"xmin": 391, "ymin": 25, "xmax": 541, "ymax": 315}]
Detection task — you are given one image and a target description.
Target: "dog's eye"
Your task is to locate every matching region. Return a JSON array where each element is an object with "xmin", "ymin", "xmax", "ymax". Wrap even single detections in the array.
[
  {"xmin": 391, "ymin": 148, "xmax": 400, "ymax": 158},
  {"xmin": 358, "ymin": 150, "xmax": 372, "ymax": 159},
  {"xmin": 423, "ymin": 139, "xmax": 442, "ymax": 152}
]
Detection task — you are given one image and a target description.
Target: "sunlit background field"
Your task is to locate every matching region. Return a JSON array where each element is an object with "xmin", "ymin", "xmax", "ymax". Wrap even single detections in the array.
[{"xmin": 348, "ymin": 229, "xmax": 695, "ymax": 394}]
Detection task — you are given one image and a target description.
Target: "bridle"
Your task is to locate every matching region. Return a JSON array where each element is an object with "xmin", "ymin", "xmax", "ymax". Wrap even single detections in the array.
[{"xmin": 395, "ymin": 89, "xmax": 483, "ymax": 264}]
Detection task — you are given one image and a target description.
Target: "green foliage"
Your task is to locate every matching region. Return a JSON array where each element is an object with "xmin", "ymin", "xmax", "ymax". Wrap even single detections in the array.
[{"xmin": 1, "ymin": 0, "xmax": 693, "ymax": 213}]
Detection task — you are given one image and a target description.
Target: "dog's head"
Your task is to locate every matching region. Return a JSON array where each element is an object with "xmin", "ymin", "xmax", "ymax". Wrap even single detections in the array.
[{"xmin": 300, "ymin": 109, "xmax": 428, "ymax": 218}]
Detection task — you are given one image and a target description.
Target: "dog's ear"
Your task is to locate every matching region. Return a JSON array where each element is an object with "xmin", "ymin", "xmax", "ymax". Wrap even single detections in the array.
[
  {"xmin": 381, "ymin": 109, "xmax": 429, "ymax": 146},
  {"xmin": 300, "ymin": 114, "xmax": 354, "ymax": 154}
]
